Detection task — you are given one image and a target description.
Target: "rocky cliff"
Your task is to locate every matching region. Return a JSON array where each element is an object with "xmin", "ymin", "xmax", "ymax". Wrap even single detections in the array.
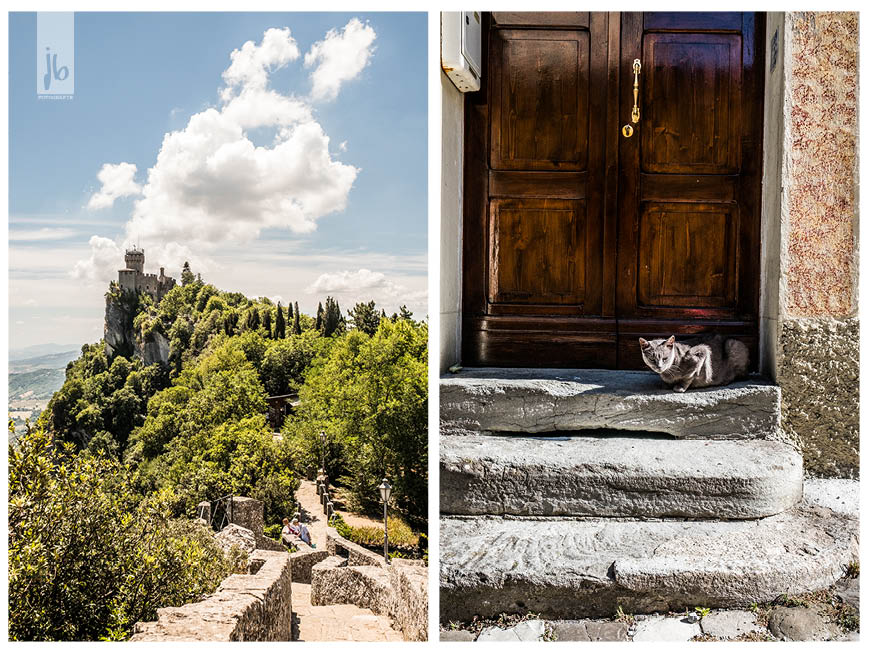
[{"xmin": 104, "ymin": 287, "xmax": 170, "ymax": 367}]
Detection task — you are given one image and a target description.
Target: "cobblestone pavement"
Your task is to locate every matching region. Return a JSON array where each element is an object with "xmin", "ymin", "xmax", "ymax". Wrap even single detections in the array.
[
  {"xmin": 442, "ymin": 576, "xmax": 861, "ymax": 642},
  {"xmin": 291, "ymin": 480, "xmax": 400, "ymax": 642},
  {"xmin": 292, "ymin": 582, "xmax": 403, "ymax": 642}
]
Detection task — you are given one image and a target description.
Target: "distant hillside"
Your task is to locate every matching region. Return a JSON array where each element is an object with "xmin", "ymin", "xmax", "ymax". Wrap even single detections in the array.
[
  {"xmin": 9, "ymin": 368, "xmax": 67, "ymax": 401},
  {"xmin": 9, "ymin": 349, "xmax": 81, "ymax": 373},
  {"xmin": 9, "ymin": 343, "xmax": 81, "ymax": 361}
]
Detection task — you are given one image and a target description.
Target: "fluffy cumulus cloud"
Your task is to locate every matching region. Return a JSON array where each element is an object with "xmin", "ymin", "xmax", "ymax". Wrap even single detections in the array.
[
  {"xmin": 77, "ymin": 20, "xmax": 374, "ymax": 280},
  {"xmin": 305, "ymin": 18, "xmax": 376, "ymax": 102},
  {"xmin": 86, "ymin": 163, "xmax": 142, "ymax": 210},
  {"xmin": 71, "ymin": 236, "xmax": 122, "ymax": 281},
  {"xmin": 309, "ymin": 268, "xmax": 389, "ymax": 293},
  {"xmin": 307, "ymin": 268, "xmax": 427, "ymax": 312}
]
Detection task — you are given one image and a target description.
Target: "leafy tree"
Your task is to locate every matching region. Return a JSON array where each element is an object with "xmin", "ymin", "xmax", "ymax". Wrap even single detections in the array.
[
  {"xmin": 399, "ymin": 305, "xmax": 414, "ymax": 321},
  {"xmin": 283, "ymin": 318, "xmax": 427, "ymax": 522},
  {"xmin": 8, "ymin": 424, "xmax": 236, "ymax": 641},
  {"xmin": 181, "ymin": 261, "xmax": 195, "ymax": 286},
  {"xmin": 261, "ymin": 330, "xmax": 320, "ymax": 396},
  {"xmin": 321, "ymin": 296, "xmax": 345, "ymax": 337},
  {"xmin": 349, "ymin": 300, "xmax": 381, "ymax": 336},
  {"xmin": 275, "ymin": 302, "xmax": 286, "ymax": 339}
]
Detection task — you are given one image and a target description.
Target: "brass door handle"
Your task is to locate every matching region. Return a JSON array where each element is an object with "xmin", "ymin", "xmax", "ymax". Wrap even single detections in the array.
[{"xmin": 631, "ymin": 59, "xmax": 641, "ymax": 123}]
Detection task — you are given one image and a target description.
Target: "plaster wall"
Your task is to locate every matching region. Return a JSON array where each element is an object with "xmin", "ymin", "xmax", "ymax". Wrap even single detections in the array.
[
  {"xmin": 776, "ymin": 12, "xmax": 859, "ymax": 478},
  {"xmin": 440, "ymin": 71, "xmax": 464, "ymax": 373}
]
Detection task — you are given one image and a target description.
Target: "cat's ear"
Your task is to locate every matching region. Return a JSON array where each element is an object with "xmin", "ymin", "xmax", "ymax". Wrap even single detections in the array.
[
  {"xmin": 665, "ymin": 335, "xmax": 676, "ymax": 347},
  {"xmin": 639, "ymin": 337, "xmax": 649, "ymax": 349}
]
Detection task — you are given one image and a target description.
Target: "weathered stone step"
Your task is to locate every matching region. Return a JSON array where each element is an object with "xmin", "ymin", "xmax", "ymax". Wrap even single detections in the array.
[
  {"xmin": 440, "ymin": 435, "xmax": 802, "ymax": 519},
  {"xmin": 440, "ymin": 495, "xmax": 858, "ymax": 622},
  {"xmin": 441, "ymin": 368, "xmax": 781, "ymax": 439}
]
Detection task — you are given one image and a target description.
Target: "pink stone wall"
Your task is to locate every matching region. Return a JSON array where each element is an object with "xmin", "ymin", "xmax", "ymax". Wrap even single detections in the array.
[{"xmin": 785, "ymin": 12, "xmax": 858, "ymax": 317}]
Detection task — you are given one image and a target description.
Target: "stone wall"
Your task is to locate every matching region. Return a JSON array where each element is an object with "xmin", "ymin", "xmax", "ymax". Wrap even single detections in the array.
[
  {"xmin": 313, "ymin": 528, "xmax": 428, "ymax": 640},
  {"xmin": 326, "ymin": 526, "xmax": 387, "ymax": 567},
  {"xmin": 129, "ymin": 550, "xmax": 292, "ymax": 641},
  {"xmin": 778, "ymin": 318, "xmax": 859, "ymax": 477},
  {"xmin": 290, "ymin": 547, "xmax": 330, "ymax": 583},
  {"xmin": 229, "ymin": 496, "xmax": 285, "ymax": 551},
  {"xmin": 387, "ymin": 558, "xmax": 428, "ymax": 642},
  {"xmin": 776, "ymin": 12, "xmax": 859, "ymax": 477}
]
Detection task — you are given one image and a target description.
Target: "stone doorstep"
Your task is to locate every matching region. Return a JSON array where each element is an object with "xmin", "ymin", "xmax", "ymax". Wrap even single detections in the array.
[
  {"xmin": 439, "ymin": 502, "xmax": 857, "ymax": 621},
  {"xmin": 440, "ymin": 368, "xmax": 780, "ymax": 439},
  {"xmin": 441, "ymin": 435, "xmax": 802, "ymax": 519}
]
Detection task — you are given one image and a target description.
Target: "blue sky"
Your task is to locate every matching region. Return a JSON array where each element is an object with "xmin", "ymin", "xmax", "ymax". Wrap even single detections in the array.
[{"xmin": 8, "ymin": 12, "xmax": 427, "ymax": 350}]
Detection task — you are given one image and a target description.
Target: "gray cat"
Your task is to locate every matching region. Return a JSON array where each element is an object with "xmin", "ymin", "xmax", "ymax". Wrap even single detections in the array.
[{"xmin": 639, "ymin": 334, "xmax": 749, "ymax": 392}]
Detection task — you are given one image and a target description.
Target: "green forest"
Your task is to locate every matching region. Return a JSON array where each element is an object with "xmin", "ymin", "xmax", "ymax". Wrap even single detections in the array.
[{"xmin": 8, "ymin": 269, "xmax": 428, "ymax": 641}]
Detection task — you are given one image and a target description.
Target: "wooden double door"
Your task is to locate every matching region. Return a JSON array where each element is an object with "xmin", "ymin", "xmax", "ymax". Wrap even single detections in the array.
[{"xmin": 462, "ymin": 12, "xmax": 765, "ymax": 369}]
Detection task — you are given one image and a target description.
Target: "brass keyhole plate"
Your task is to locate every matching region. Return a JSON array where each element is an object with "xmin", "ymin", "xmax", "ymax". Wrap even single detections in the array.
[{"xmin": 622, "ymin": 124, "xmax": 634, "ymax": 138}]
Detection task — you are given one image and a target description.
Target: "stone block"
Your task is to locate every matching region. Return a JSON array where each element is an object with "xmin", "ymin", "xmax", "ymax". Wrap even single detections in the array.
[
  {"xmin": 440, "ymin": 629, "xmax": 475, "ymax": 642},
  {"xmin": 699, "ymin": 610, "xmax": 764, "ymax": 639},
  {"xmin": 632, "ymin": 616, "xmax": 701, "ymax": 642},
  {"xmin": 440, "ymin": 501, "xmax": 857, "ymax": 621},
  {"xmin": 767, "ymin": 606, "xmax": 835, "ymax": 641},
  {"xmin": 441, "ymin": 435, "xmax": 802, "ymax": 519},
  {"xmin": 441, "ymin": 368, "xmax": 781, "ymax": 439}
]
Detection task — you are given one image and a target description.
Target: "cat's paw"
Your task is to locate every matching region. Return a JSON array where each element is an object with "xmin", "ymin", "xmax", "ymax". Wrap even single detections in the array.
[{"xmin": 674, "ymin": 385, "xmax": 688, "ymax": 393}]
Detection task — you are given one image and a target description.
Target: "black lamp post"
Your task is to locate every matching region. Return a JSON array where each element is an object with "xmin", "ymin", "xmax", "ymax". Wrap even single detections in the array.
[{"xmin": 378, "ymin": 478, "xmax": 392, "ymax": 564}]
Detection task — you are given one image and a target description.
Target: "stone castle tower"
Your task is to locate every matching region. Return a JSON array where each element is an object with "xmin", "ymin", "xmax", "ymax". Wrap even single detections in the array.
[{"xmin": 117, "ymin": 247, "xmax": 176, "ymax": 302}]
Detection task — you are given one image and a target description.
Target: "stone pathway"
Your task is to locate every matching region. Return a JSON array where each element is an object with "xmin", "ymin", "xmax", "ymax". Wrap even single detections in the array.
[
  {"xmin": 293, "ymin": 479, "xmax": 381, "ymax": 547},
  {"xmin": 291, "ymin": 480, "xmax": 400, "ymax": 642},
  {"xmin": 292, "ymin": 583, "xmax": 403, "ymax": 642}
]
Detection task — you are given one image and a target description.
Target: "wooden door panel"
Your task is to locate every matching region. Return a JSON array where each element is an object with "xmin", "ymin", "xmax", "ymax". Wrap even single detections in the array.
[
  {"xmin": 637, "ymin": 203, "xmax": 737, "ymax": 308},
  {"xmin": 492, "ymin": 12, "xmax": 589, "ymax": 28},
  {"xmin": 642, "ymin": 33, "xmax": 742, "ymax": 174},
  {"xmin": 644, "ymin": 12, "xmax": 742, "ymax": 32},
  {"xmin": 490, "ymin": 29, "xmax": 589, "ymax": 170},
  {"xmin": 489, "ymin": 198, "xmax": 586, "ymax": 305}
]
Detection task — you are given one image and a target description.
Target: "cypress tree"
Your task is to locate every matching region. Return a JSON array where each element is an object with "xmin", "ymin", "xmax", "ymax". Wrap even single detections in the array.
[
  {"xmin": 263, "ymin": 308, "xmax": 272, "ymax": 338},
  {"xmin": 316, "ymin": 302, "xmax": 324, "ymax": 332},
  {"xmin": 275, "ymin": 302, "xmax": 286, "ymax": 339},
  {"xmin": 293, "ymin": 302, "xmax": 301, "ymax": 335}
]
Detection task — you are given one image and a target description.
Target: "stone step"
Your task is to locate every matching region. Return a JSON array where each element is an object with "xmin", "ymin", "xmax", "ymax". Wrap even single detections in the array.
[
  {"xmin": 440, "ymin": 435, "xmax": 802, "ymax": 520},
  {"xmin": 440, "ymin": 492, "xmax": 858, "ymax": 622},
  {"xmin": 441, "ymin": 368, "xmax": 781, "ymax": 439}
]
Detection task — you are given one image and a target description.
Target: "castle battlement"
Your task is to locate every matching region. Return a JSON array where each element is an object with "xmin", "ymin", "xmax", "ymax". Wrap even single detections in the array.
[{"xmin": 118, "ymin": 248, "xmax": 176, "ymax": 302}]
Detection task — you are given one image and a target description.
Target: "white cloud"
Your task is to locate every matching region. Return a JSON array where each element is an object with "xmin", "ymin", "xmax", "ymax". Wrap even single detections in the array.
[
  {"xmin": 76, "ymin": 21, "xmax": 372, "ymax": 277},
  {"xmin": 309, "ymin": 268, "xmax": 388, "ymax": 293},
  {"xmin": 87, "ymin": 163, "xmax": 142, "ymax": 210},
  {"xmin": 305, "ymin": 18, "xmax": 376, "ymax": 102},
  {"xmin": 71, "ymin": 236, "xmax": 122, "ymax": 282},
  {"xmin": 307, "ymin": 268, "xmax": 428, "ymax": 313},
  {"xmin": 221, "ymin": 27, "xmax": 300, "ymax": 98},
  {"xmin": 9, "ymin": 227, "xmax": 76, "ymax": 241}
]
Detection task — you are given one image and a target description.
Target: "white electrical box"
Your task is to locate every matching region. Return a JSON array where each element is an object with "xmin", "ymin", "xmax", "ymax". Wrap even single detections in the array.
[{"xmin": 441, "ymin": 11, "xmax": 482, "ymax": 93}]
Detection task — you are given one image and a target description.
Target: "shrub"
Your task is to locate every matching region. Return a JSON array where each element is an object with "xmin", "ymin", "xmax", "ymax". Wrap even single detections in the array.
[
  {"xmin": 349, "ymin": 516, "xmax": 419, "ymax": 548},
  {"xmin": 263, "ymin": 523, "xmax": 283, "ymax": 541},
  {"xmin": 8, "ymin": 425, "xmax": 234, "ymax": 641}
]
